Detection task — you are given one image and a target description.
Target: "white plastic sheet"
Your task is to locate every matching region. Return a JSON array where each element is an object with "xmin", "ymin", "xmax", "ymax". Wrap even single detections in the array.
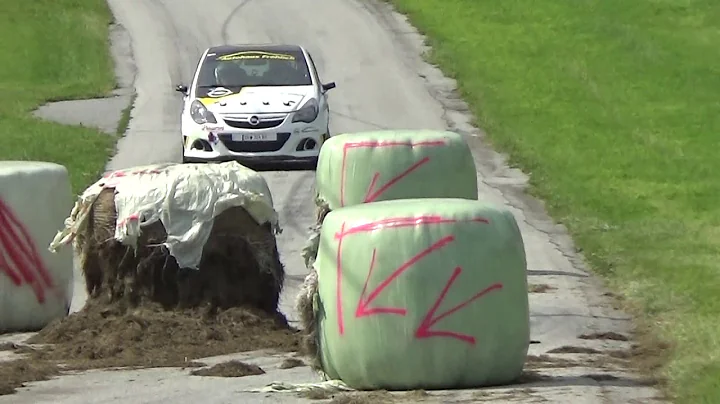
[{"xmin": 49, "ymin": 161, "xmax": 279, "ymax": 269}]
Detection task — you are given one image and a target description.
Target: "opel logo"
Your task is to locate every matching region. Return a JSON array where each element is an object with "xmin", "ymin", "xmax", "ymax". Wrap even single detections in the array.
[{"xmin": 248, "ymin": 116, "xmax": 260, "ymax": 126}]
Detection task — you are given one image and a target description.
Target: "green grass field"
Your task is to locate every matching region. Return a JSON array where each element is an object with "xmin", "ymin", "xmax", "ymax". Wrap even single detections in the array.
[
  {"xmin": 0, "ymin": 0, "xmax": 117, "ymax": 193},
  {"xmin": 389, "ymin": 0, "xmax": 720, "ymax": 402}
]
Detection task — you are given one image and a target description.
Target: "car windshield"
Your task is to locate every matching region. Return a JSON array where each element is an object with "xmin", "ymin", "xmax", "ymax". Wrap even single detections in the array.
[{"xmin": 195, "ymin": 49, "xmax": 312, "ymax": 96}]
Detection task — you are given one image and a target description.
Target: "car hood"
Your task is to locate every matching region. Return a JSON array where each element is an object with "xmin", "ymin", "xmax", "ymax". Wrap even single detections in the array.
[{"xmin": 199, "ymin": 86, "xmax": 313, "ymax": 114}]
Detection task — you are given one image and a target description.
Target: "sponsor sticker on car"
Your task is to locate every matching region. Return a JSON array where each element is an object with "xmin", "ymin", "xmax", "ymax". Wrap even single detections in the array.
[
  {"xmin": 201, "ymin": 125, "xmax": 225, "ymax": 132},
  {"xmin": 216, "ymin": 51, "xmax": 295, "ymax": 62}
]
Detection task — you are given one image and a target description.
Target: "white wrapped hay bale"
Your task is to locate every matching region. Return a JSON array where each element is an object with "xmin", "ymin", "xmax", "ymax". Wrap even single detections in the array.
[
  {"xmin": 313, "ymin": 198, "xmax": 529, "ymax": 390},
  {"xmin": 0, "ymin": 161, "xmax": 74, "ymax": 332}
]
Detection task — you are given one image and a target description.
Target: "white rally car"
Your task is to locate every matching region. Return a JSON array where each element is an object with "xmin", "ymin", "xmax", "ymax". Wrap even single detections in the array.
[{"xmin": 175, "ymin": 44, "xmax": 336, "ymax": 166}]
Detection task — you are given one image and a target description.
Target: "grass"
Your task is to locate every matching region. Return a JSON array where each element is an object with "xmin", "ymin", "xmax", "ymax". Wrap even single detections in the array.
[
  {"xmin": 388, "ymin": 0, "xmax": 720, "ymax": 402},
  {"xmin": 0, "ymin": 0, "xmax": 118, "ymax": 194},
  {"xmin": 117, "ymin": 93, "xmax": 137, "ymax": 136}
]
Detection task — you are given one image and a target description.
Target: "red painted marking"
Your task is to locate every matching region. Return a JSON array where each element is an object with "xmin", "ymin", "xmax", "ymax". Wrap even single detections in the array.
[
  {"xmin": 339, "ymin": 140, "xmax": 446, "ymax": 207},
  {"xmin": 415, "ymin": 266, "xmax": 503, "ymax": 345},
  {"xmin": 355, "ymin": 236, "xmax": 454, "ymax": 318},
  {"xmin": 0, "ymin": 207, "xmax": 49, "ymax": 288},
  {"xmin": 0, "ymin": 198, "xmax": 55, "ymax": 304},
  {"xmin": 0, "ymin": 236, "xmax": 22, "ymax": 285},
  {"xmin": 334, "ymin": 215, "xmax": 491, "ymax": 335},
  {"xmin": 335, "ymin": 222, "xmax": 346, "ymax": 335},
  {"xmin": 103, "ymin": 168, "xmax": 164, "ymax": 181},
  {"xmin": 335, "ymin": 215, "xmax": 489, "ymax": 239},
  {"xmin": 117, "ymin": 213, "xmax": 140, "ymax": 227},
  {"xmin": 363, "ymin": 157, "xmax": 431, "ymax": 203}
]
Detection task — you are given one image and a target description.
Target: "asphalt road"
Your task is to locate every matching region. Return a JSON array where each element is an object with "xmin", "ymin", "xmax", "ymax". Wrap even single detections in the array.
[{"xmin": 5, "ymin": 0, "xmax": 664, "ymax": 402}]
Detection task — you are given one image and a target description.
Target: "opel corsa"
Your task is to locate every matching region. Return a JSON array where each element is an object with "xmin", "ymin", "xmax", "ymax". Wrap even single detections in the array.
[{"xmin": 175, "ymin": 44, "xmax": 336, "ymax": 166}]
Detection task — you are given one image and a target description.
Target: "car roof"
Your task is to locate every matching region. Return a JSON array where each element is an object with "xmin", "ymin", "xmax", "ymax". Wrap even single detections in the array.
[{"xmin": 206, "ymin": 44, "xmax": 305, "ymax": 55}]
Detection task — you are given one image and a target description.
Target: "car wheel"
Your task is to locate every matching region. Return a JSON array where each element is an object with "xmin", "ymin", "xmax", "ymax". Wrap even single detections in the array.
[{"xmin": 303, "ymin": 156, "xmax": 319, "ymax": 171}]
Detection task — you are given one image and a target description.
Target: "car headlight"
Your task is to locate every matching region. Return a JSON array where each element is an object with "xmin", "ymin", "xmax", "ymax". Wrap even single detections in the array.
[
  {"xmin": 189, "ymin": 100, "xmax": 217, "ymax": 124},
  {"xmin": 292, "ymin": 98, "xmax": 319, "ymax": 123}
]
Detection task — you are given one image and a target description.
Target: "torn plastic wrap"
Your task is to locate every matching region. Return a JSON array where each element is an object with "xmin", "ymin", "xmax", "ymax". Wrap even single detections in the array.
[{"xmin": 49, "ymin": 161, "xmax": 280, "ymax": 270}]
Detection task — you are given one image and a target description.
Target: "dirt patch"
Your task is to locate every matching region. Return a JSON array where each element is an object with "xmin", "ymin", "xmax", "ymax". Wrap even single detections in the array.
[
  {"xmin": 608, "ymin": 349, "xmax": 633, "ymax": 359},
  {"xmin": 298, "ymin": 387, "xmax": 333, "ymax": 400},
  {"xmin": 526, "ymin": 354, "xmax": 580, "ymax": 369},
  {"xmin": 279, "ymin": 358, "xmax": 306, "ymax": 369},
  {"xmin": 515, "ymin": 370, "xmax": 553, "ymax": 384},
  {"xmin": 0, "ymin": 342, "xmax": 18, "ymax": 352},
  {"xmin": 547, "ymin": 346, "xmax": 602, "ymax": 354},
  {"xmin": 24, "ymin": 302, "xmax": 300, "ymax": 370},
  {"xmin": 181, "ymin": 361, "xmax": 207, "ymax": 369},
  {"xmin": 528, "ymin": 284, "xmax": 556, "ymax": 293},
  {"xmin": 580, "ymin": 373, "xmax": 659, "ymax": 387},
  {"xmin": 473, "ymin": 387, "xmax": 544, "ymax": 401},
  {"xmin": 0, "ymin": 359, "xmax": 60, "ymax": 396},
  {"xmin": 582, "ymin": 373, "xmax": 620, "ymax": 382},
  {"xmin": 594, "ymin": 289, "xmax": 673, "ymax": 392},
  {"xmin": 329, "ymin": 391, "xmax": 396, "ymax": 404},
  {"xmin": 607, "ymin": 340, "xmax": 672, "ymax": 373},
  {"xmin": 299, "ymin": 389, "xmax": 429, "ymax": 403},
  {"xmin": 579, "ymin": 332, "xmax": 629, "ymax": 341},
  {"xmin": 190, "ymin": 360, "xmax": 264, "ymax": 377},
  {"xmin": 525, "ymin": 353, "xmax": 625, "ymax": 370}
]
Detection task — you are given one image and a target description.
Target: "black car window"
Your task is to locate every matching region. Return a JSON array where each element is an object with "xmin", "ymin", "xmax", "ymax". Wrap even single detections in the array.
[{"xmin": 195, "ymin": 50, "xmax": 312, "ymax": 96}]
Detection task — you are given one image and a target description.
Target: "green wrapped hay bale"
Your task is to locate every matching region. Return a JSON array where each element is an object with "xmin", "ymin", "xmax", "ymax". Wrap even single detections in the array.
[
  {"xmin": 314, "ymin": 198, "xmax": 529, "ymax": 390},
  {"xmin": 302, "ymin": 130, "xmax": 478, "ymax": 270},
  {"xmin": 316, "ymin": 130, "xmax": 478, "ymax": 210}
]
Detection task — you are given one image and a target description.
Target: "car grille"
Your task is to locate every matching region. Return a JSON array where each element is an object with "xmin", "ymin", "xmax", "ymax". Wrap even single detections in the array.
[
  {"xmin": 222, "ymin": 117, "xmax": 284, "ymax": 130},
  {"xmin": 219, "ymin": 133, "xmax": 291, "ymax": 152}
]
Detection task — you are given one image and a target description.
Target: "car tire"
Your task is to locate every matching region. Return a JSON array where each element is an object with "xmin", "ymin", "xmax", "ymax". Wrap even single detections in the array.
[
  {"xmin": 320, "ymin": 129, "xmax": 330, "ymax": 148},
  {"xmin": 181, "ymin": 137, "xmax": 188, "ymax": 163},
  {"xmin": 304, "ymin": 156, "xmax": 319, "ymax": 171}
]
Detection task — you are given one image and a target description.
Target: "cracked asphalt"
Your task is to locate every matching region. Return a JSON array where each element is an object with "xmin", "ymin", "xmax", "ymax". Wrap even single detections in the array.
[{"xmin": 5, "ymin": 0, "xmax": 666, "ymax": 402}]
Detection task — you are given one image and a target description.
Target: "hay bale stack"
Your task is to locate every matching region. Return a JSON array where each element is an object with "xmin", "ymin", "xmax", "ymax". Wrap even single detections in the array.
[
  {"xmin": 297, "ymin": 130, "xmax": 479, "ymax": 367},
  {"xmin": 301, "ymin": 130, "xmax": 478, "ymax": 269},
  {"xmin": 51, "ymin": 161, "xmax": 284, "ymax": 314}
]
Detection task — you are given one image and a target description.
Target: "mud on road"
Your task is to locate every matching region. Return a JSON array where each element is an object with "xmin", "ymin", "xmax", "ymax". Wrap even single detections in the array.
[{"xmin": 0, "ymin": 303, "xmax": 300, "ymax": 395}]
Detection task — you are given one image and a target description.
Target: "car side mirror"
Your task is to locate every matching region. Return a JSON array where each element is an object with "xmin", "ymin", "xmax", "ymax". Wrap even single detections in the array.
[
  {"xmin": 175, "ymin": 84, "xmax": 188, "ymax": 95},
  {"xmin": 321, "ymin": 82, "xmax": 336, "ymax": 92}
]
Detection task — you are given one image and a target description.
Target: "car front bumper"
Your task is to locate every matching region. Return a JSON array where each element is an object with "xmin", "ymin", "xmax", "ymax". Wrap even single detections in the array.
[{"xmin": 182, "ymin": 118, "xmax": 329, "ymax": 163}]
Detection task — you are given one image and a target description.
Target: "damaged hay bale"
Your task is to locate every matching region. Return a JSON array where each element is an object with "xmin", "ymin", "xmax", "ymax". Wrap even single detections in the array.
[
  {"xmin": 35, "ymin": 163, "xmax": 300, "ymax": 369},
  {"xmin": 27, "ymin": 303, "xmax": 300, "ymax": 369},
  {"xmin": 80, "ymin": 188, "xmax": 284, "ymax": 313}
]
